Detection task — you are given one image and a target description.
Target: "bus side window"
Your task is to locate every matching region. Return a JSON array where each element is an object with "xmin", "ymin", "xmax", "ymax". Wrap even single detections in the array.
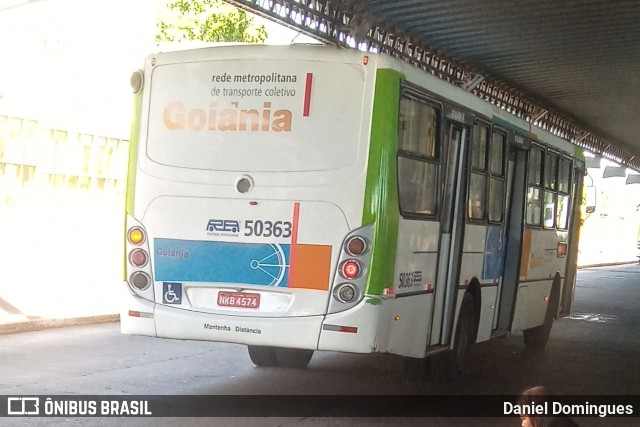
[
  {"xmin": 488, "ymin": 131, "xmax": 506, "ymax": 223},
  {"xmin": 526, "ymin": 146, "xmax": 544, "ymax": 226},
  {"xmin": 527, "ymin": 188, "xmax": 542, "ymax": 225},
  {"xmin": 556, "ymin": 157, "xmax": 573, "ymax": 229},
  {"xmin": 397, "ymin": 96, "xmax": 440, "ymax": 218},
  {"xmin": 543, "ymin": 151, "xmax": 559, "ymax": 228},
  {"xmin": 468, "ymin": 123, "xmax": 488, "ymax": 221}
]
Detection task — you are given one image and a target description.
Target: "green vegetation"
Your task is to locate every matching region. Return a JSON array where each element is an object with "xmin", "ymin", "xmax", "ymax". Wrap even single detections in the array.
[{"xmin": 156, "ymin": 0, "xmax": 267, "ymax": 43}]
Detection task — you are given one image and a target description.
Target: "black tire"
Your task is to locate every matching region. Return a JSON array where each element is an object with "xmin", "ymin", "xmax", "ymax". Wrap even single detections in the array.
[
  {"xmin": 430, "ymin": 293, "xmax": 476, "ymax": 382},
  {"xmin": 275, "ymin": 348, "xmax": 314, "ymax": 369},
  {"xmin": 523, "ymin": 320, "xmax": 552, "ymax": 350},
  {"xmin": 247, "ymin": 345, "xmax": 279, "ymax": 367}
]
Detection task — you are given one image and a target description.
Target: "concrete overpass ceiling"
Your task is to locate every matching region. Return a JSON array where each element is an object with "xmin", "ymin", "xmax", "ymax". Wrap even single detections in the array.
[
  {"xmin": 228, "ymin": 0, "xmax": 640, "ymax": 170},
  {"xmin": 362, "ymin": 0, "xmax": 640, "ymax": 162}
]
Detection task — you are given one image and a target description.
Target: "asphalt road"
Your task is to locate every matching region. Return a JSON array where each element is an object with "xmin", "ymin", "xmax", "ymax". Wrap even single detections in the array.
[{"xmin": 1, "ymin": 264, "xmax": 639, "ymax": 426}]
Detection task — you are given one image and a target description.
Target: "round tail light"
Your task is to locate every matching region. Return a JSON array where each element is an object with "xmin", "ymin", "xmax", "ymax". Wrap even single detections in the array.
[
  {"xmin": 334, "ymin": 283, "xmax": 358, "ymax": 303},
  {"xmin": 345, "ymin": 236, "xmax": 367, "ymax": 256},
  {"xmin": 128, "ymin": 227, "xmax": 146, "ymax": 245},
  {"xmin": 129, "ymin": 271, "xmax": 151, "ymax": 290},
  {"xmin": 341, "ymin": 260, "xmax": 361, "ymax": 279},
  {"xmin": 129, "ymin": 249, "xmax": 148, "ymax": 267}
]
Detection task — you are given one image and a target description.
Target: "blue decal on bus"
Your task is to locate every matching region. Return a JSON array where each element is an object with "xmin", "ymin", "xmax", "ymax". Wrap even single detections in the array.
[
  {"xmin": 154, "ymin": 238, "xmax": 290, "ymax": 287},
  {"xmin": 483, "ymin": 226, "xmax": 505, "ymax": 280},
  {"xmin": 163, "ymin": 282, "xmax": 182, "ymax": 304}
]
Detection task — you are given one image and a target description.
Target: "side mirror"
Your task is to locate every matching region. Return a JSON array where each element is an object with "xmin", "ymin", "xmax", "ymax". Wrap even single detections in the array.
[{"xmin": 585, "ymin": 186, "xmax": 596, "ymax": 213}]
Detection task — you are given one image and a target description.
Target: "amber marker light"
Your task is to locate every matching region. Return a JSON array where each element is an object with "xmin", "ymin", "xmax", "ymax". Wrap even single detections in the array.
[
  {"xmin": 557, "ymin": 242, "xmax": 568, "ymax": 257},
  {"xmin": 128, "ymin": 227, "xmax": 145, "ymax": 245}
]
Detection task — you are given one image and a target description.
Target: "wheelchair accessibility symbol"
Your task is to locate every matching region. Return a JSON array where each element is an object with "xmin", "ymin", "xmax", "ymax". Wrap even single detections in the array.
[{"xmin": 163, "ymin": 282, "xmax": 182, "ymax": 304}]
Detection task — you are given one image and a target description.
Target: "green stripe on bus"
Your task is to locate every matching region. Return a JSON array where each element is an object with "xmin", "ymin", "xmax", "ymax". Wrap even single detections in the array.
[
  {"xmin": 362, "ymin": 69, "xmax": 403, "ymax": 296},
  {"xmin": 125, "ymin": 91, "xmax": 142, "ymax": 215},
  {"xmin": 123, "ymin": 89, "xmax": 143, "ymax": 280}
]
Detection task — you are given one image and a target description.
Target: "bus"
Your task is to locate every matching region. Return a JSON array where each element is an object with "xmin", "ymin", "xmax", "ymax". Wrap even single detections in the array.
[{"xmin": 121, "ymin": 45, "xmax": 585, "ymax": 380}]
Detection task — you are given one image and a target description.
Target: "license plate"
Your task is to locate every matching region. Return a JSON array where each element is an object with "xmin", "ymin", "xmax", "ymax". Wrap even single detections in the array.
[{"xmin": 217, "ymin": 291, "xmax": 260, "ymax": 309}]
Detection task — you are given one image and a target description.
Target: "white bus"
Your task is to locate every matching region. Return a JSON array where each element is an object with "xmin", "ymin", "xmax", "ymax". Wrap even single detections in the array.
[{"xmin": 121, "ymin": 45, "xmax": 585, "ymax": 380}]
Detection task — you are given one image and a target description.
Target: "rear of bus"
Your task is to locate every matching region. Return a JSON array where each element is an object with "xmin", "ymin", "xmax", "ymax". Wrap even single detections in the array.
[{"xmin": 121, "ymin": 45, "xmax": 380, "ymax": 358}]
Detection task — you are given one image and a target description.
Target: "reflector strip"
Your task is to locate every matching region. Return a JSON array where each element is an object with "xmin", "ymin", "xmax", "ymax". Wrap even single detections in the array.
[
  {"xmin": 128, "ymin": 310, "xmax": 153, "ymax": 319},
  {"xmin": 303, "ymin": 73, "xmax": 313, "ymax": 117},
  {"xmin": 323, "ymin": 324, "xmax": 358, "ymax": 334},
  {"xmin": 519, "ymin": 229, "xmax": 533, "ymax": 279}
]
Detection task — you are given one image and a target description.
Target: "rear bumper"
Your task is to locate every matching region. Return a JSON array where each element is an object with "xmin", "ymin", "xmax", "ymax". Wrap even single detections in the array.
[
  {"xmin": 120, "ymin": 282, "xmax": 156, "ymax": 337},
  {"xmin": 120, "ymin": 281, "xmax": 322, "ymax": 349},
  {"xmin": 154, "ymin": 304, "xmax": 323, "ymax": 349},
  {"xmin": 120, "ymin": 282, "xmax": 381, "ymax": 353}
]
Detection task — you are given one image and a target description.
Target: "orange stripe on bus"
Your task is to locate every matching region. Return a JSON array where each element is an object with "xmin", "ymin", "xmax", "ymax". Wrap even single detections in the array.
[
  {"xmin": 519, "ymin": 228, "xmax": 532, "ymax": 279},
  {"xmin": 289, "ymin": 244, "xmax": 332, "ymax": 291},
  {"xmin": 287, "ymin": 202, "xmax": 300, "ymax": 285}
]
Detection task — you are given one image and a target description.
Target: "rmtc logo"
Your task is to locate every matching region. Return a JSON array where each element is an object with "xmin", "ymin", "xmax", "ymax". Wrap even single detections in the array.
[{"xmin": 206, "ymin": 219, "xmax": 240, "ymax": 233}]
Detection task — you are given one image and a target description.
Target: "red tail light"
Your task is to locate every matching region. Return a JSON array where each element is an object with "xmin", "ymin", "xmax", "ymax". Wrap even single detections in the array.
[
  {"xmin": 129, "ymin": 249, "xmax": 148, "ymax": 267},
  {"xmin": 341, "ymin": 260, "xmax": 361, "ymax": 279}
]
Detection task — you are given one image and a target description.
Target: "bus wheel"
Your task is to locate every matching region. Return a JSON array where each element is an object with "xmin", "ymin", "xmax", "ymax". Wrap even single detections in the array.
[
  {"xmin": 430, "ymin": 293, "xmax": 476, "ymax": 382},
  {"xmin": 275, "ymin": 348, "xmax": 314, "ymax": 369},
  {"xmin": 523, "ymin": 321, "xmax": 552, "ymax": 350},
  {"xmin": 247, "ymin": 345, "xmax": 279, "ymax": 367},
  {"xmin": 523, "ymin": 300, "xmax": 555, "ymax": 351}
]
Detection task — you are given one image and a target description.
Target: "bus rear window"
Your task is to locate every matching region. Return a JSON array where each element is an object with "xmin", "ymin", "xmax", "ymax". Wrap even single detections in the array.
[{"xmin": 145, "ymin": 59, "xmax": 366, "ymax": 172}]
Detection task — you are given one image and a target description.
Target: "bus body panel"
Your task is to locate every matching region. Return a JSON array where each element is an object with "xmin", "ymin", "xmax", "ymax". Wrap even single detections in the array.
[
  {"xmin": 383, "ymin": 293, "xmax": 434, "ymax": 358},
  {"xmin": 122, "ymin": 46, "xmax": 380, "ymax": 349},
  {"xmin": 511, "ymin": 280, "xmax": 554, "ymax": 332},
  {"xmin": 317, "ymin": 298, "xmax": 382, "ymax": 353},
  {"xmin": 511, "ymin": 228, "xmax": 568, "ymax": 332},
  {"xmin": 143, "ymin": 54, "xmax": 367, "ymax": 176},
  {"xmin": 120, "ymin": 283, "xmax": 156, "ymax": 336},
  {"xmin": 459, "ymin": 223, "xmax": 506, "ymax": 343},
  {"xmin": 141, "ymin": 195, "xmax": 348, "ymax": 317},
  {"xmin": 382, "ymin": 220, "xmax": 439, "ymax": 356},
  {"xmin": 393, "ymin": 220, "xmax": 440, "ymax": 296},
  {"xmin": 477, "ymin": 285, "xmax": 499, "ymax": 341},
  {"xmin": 155, "ymin": 303, "xmax": 323, "ymax": 349},
  {"xmin": 360, "ymin": 68, "xmax": 402, "ymax": 298},
  {"xmin": 519, "ymin": 228, "xmax": 569, "ymax": 282}
]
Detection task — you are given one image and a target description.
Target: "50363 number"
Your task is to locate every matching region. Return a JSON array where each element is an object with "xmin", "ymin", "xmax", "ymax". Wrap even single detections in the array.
[{"xmin": 244, "ymin": 220, "xmax": 292, "ymax": 238}]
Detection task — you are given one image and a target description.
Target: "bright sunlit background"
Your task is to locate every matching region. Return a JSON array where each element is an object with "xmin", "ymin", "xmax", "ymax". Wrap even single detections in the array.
[
  {"xmin": 0, "ymin": 0, "xmax": 313, "ymax": 136},
  {"xmin": 0, "ymin": 0, "xmax": 316, "ymax": 322},
  {"xmin": 0, "ymin": 0, "xmax": 638, "ymax": 324}
]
